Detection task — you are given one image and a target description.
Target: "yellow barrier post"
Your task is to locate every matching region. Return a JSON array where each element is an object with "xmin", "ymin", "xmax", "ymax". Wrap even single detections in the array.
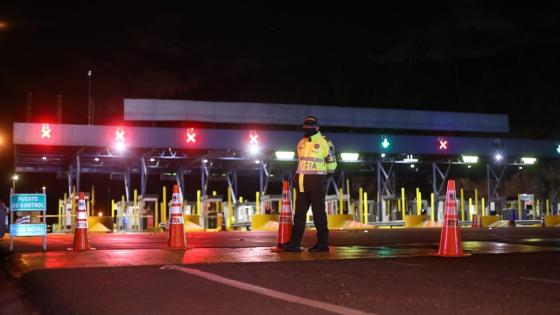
[
  {"xmin": 255, "ymin": 191, "xmax": 260, "ymax": 214},
  {"xmin": 346, "ymin": 179, "xmax": 351, "ymax": 215},
  {"xmin": 213, "ymin": 190, "xmax": 217, "ymax": 196},
  {"xmin": 416, "ymin": 188, "xmax": 421, "ymax": 215},
  {"xmin": 338, "ymin": 188, "xmax": 343, "ymax": 215},
  {"xmin": 401, "ymin": 188, "xmax": 405, "ymax": 217},
  {"xmin": 363, "ymin": 192, "xmax": 368, "ymax": 225},
  {"xmin": 227, "ymin": 186, "xmax": 232, "ymax": 230},
  {"xmin": 72, "ymin": 185, "xmax": 76, "ymax": 230},
  {"xmin": 481, "ymin": 197, "xmax": 485, "ymax": 217},
  {"xmin": 518, "ymin": 194, "xmax": 522, "ymax": 220},
  {"xmin": 57, "ymin": 199, "xmax": 62, "ymax": 229},
  {"xmin": 196, "ymin": 189, "xmax": 201, "ymax": 216},
  {"xmin": 134, "ymin": 189, "xmax": 138, "ymax": 229},
  {"xmin": 460, "ymin": 189, "xmax": 465, "ymax": 222},
  {"xmin": 475, "ymin": 188, "xmax": 479, "ymax": 215},
  {"xmin": 468, "ymin": 198, "xmax": 472, "ymax": 221},
  {"xmin": 111, "ymin": 199, "xmax": 115, "ymax": 219},
  {"xmin": 91, "ymin": 185, "xmax": 95, "ymax": 217},
  {"xmin": 162, "ymin": 186, "xmax": 167, "ymax": 224},
  {"xmin": 62, "ymin": 193, "xmax": 67, "ymax": 228},
  {"xmin": 121, "ymin": 195, "xmax": 125, "ymax": 228},
  {"xmin": 358, "ymin": 187, "xmax": 363, "ymax": 223},
  {"xmin": 154, "ymin": 201, "xmax": 159, "ymax": 230},
  {"xmin": 111, "ymin": 199, "xmax": 115, "ymax": 231},
  {"xmin": 430, "ymin": 193, "xmax": 435, "ymax": 222},
  {"xmin": 546, "ymin": 198, "xmax": 550, "ymax": 216},
  {"xmin": 86, "ymin": 200, "xmax": 90, "ymax": 218}
]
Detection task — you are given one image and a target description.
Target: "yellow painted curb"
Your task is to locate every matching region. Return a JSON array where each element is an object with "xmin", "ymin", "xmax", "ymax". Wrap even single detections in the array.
[
  {"xmin": 404, "ymin": 215, "xmax": 428, "ymax": 228},
  {"xmin": 251, "ymin": 214, "xmax": 279, "ymax": 231}
]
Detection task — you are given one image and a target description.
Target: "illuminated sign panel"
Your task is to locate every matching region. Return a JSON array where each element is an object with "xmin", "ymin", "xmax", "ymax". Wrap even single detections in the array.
[
  {"xmin": 40, "ymin": 124, "xmax": 52, "ymax": 139},
  {"xmin": 186, "ymin": 128, "xmax": 196, "ymax": 143}
]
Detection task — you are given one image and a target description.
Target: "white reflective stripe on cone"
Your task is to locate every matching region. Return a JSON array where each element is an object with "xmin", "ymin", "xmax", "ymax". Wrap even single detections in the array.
[
  {"xmin": 77, "ymin": 212, "xmax": 88, "ymax": 219},
  {"xmin": 169, "ymin": 207, "xmax": 182, "ymax": 214}
]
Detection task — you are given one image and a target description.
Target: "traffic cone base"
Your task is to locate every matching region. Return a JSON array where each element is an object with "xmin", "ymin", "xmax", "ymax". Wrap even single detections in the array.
[
  {"xmin": 434, "ymin": 180, "xmax": 470, "ymax": 258},
  {"xmin": 272, "ymin": 180, "xmax": 293, "ymax": 252},
  {"xmin": 165, "ymin": 185, "xmax": 188, "ymax": 250}
]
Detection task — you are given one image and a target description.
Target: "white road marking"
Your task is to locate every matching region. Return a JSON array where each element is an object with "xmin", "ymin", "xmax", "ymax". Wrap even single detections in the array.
[
  {"xmin": 163, "ymin": 265, "xmax": 377, "ymax": 315},
  {"xmin": 383, "ymin": 260, "xmax": 425, "ymax": 267},
  {"xmin": 520, "ymin": 277, "xmax": 560, "ymax": 285}
]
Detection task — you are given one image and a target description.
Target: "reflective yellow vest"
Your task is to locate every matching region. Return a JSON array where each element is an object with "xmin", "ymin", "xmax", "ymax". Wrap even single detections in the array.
[{"xmin": 296, "ymin": 132, "xmax": 337, "ymax": 175}]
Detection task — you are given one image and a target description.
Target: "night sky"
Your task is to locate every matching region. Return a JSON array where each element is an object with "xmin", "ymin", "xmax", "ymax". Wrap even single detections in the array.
[{"xmin": 1, "ymin": 2, "xmax": 559, "ymax": 210}]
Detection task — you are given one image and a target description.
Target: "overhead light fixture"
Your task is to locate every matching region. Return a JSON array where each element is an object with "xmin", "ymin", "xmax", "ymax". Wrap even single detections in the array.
[
  {"xmin": 340, "ymin": 152, "xmax": 359, "ymax": 162},
  {"xmin": 462, "ymin": 155, "xmax": 479, "ymax": 164},
  {"xmin": 495, "ymin": 153, "xmax": 503, "ymax": 161},
  {"xmin": 381, "ymin": 153, "xmax": 386, "ymax": 158},
  {"xmin": 521, "ymin": 157, "xmax": 536, "ymax": 165},
  {"xmin": 403, "ymin": 154, "xmax": 418, "ymax": 163},
  {"xmin": 94, "ymin": 157, "xmax": 100, "ymax": 162},
  {"xmin": 275, "ymin": 151, "xmax": 295, "ymax": 160},
  {"xmin": 41, "ymin": 156, "xmax": 47, "ymax": 161},
  {"xmin": 410, "ymin": 164, "xmax": 415, "ymax": 168},
  {"xmin": 149, "ymin": 157, "xmax": 155, "ymax": 162}
]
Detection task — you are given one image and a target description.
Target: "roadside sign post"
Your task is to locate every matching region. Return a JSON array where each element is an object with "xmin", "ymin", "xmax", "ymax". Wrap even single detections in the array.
[{"xmin": 9, "ymin": 193, "xmax": 47, "ymax": 252}]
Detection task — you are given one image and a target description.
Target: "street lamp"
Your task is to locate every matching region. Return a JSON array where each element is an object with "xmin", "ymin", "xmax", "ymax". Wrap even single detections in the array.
[{"xmin": 12, "ymin": 174, "xmax": 19, "ymax": 192}]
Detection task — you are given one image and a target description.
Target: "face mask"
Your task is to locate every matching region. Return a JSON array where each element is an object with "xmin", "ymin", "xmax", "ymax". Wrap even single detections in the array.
[{"xmin": 303, "ymin": 126, "xmax": 318, "ymax": 137}]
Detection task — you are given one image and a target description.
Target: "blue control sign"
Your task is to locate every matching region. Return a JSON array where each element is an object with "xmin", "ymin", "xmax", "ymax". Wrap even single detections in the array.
[
  {"xmin": 10, "ymin": 194, "xmax": 46, "ymax": 211},
  {"xmin": 10, "ymin": 223, "xmax": 47, "ymax": 236}
]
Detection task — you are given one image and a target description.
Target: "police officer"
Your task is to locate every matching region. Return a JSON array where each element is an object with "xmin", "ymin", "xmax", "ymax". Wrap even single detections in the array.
[{"xmin": 282, "ymin": 116, "xmax": 337, "ymax": 252}]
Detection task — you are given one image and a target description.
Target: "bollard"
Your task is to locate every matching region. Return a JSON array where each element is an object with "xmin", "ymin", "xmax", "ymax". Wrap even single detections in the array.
[
  {"xmin": 363, "ymin": 192, "xmax": 368, "ymax": 225},
  {"xmin": 460, "ymin": 189, "xmax": 465, "ymax": 222},
  {"xmin": 431, "ymin": 193, "xmax": 435, "ymax": 222}
]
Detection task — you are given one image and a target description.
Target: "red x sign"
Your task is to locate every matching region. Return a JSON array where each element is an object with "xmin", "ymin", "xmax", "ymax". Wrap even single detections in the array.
[
  {"xmin": 115, "ymin": 128, "xmax": 125, "ymax": 142},
  {"xmin": 249, "ymin": 131, "xmax": 258, "ymax": 144},
  {"xmin": 41, "ymin": 124, "xmax": 52, "ymax": 139},
  {"xmin": 186, "ymin": 128, "xmax": 196, "ymax": 143},
  {"xmin": 439, "ymin": 140, "xmax": 448, "ymax": 150}
]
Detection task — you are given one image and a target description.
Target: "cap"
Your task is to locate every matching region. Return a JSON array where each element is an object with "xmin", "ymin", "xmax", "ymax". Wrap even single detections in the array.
[{"xmin": 303, "ymin": 115, "xmax": 318, "ymax": 126}]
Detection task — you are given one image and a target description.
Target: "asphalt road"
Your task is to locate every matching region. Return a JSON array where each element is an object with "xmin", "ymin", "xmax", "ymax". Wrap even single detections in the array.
[
  {"xmin": 18, "ymin": 252, "xmax": 560, "ymax": 315},
  {"xmin": 2, "ymin": 228, "xmax": 560, "ymax": 315}
]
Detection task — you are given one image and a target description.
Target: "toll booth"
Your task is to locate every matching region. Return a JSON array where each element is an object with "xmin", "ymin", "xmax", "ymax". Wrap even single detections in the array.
[
  {"xmin": 138, "ymin": 194, "xmax": 158, "ymax": 230},
  {"xmin": 325, "ymin": 193, "xmax": 351, "ymax": 215},
  {"xmin": 115, "ymin": 200, "xmax": 139, "ymax": 232},
  {"xmin": 260, "ymin": 195, "xmax": 281, "ymax": 214},
  {"xmin": 201, "ymin": 196, "xmax": 224, "ymax": 231},
  {"xmin": 232, "ymin": 202, "xmax": 256, "ymax": 229},
  {"xmin": 519, "ymin": 194, "xmax": 534, "ymax": 219}
]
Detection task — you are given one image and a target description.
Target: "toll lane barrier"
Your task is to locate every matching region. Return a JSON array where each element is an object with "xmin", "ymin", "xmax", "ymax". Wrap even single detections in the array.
[
  {"xmin": 87, "ymin": 217, "xmax": 113, "ymax": 233},
  {"xmin": 184, "ymin": 215, "xmax": 204, "ymax": 232},
  {"xmin": 251, "ymin": 214, "xmax": 279, "ymax": 231},
  {"xmin": 544, "ymin": 215, "xmax": 560, "ymax": 227},
  {"xmin": 404, "ymin": 215, "xmax": 429, "ymax": 228},
  {"xmin": 482, "ymin": 215, "xmax": 500, "ymax": 227}
]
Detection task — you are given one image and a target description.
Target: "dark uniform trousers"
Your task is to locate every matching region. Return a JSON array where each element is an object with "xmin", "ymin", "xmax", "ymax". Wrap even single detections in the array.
[{"xmin": 290, "ymin": 174, "xmax": 329, "ymax": 246}]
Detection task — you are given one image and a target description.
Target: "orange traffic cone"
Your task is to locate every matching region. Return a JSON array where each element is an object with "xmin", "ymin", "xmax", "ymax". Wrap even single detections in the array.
[
  {"xmin": 166, "ymin": 185, "xmax": 187, "ymax": 249},
  {"xmin": 434, "ymin": 180, "xmax": 470, "ymax": 257},
  {"xmin": 70, "ymin": 192, "xmax": 93, "ymax": 251},
  {"xmin": 272, "ymin": 180, "xmax": 293, "ymax": 251}
]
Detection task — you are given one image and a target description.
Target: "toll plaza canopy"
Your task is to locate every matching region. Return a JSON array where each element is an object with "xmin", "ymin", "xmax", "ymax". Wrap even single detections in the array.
[
  {"xmin": 124, "ymin": 98, "xmax": 510, "ymax": 133},
  {"xmin": 12, "ymin": 99, "xmax": 560, "ymax": 203}
]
